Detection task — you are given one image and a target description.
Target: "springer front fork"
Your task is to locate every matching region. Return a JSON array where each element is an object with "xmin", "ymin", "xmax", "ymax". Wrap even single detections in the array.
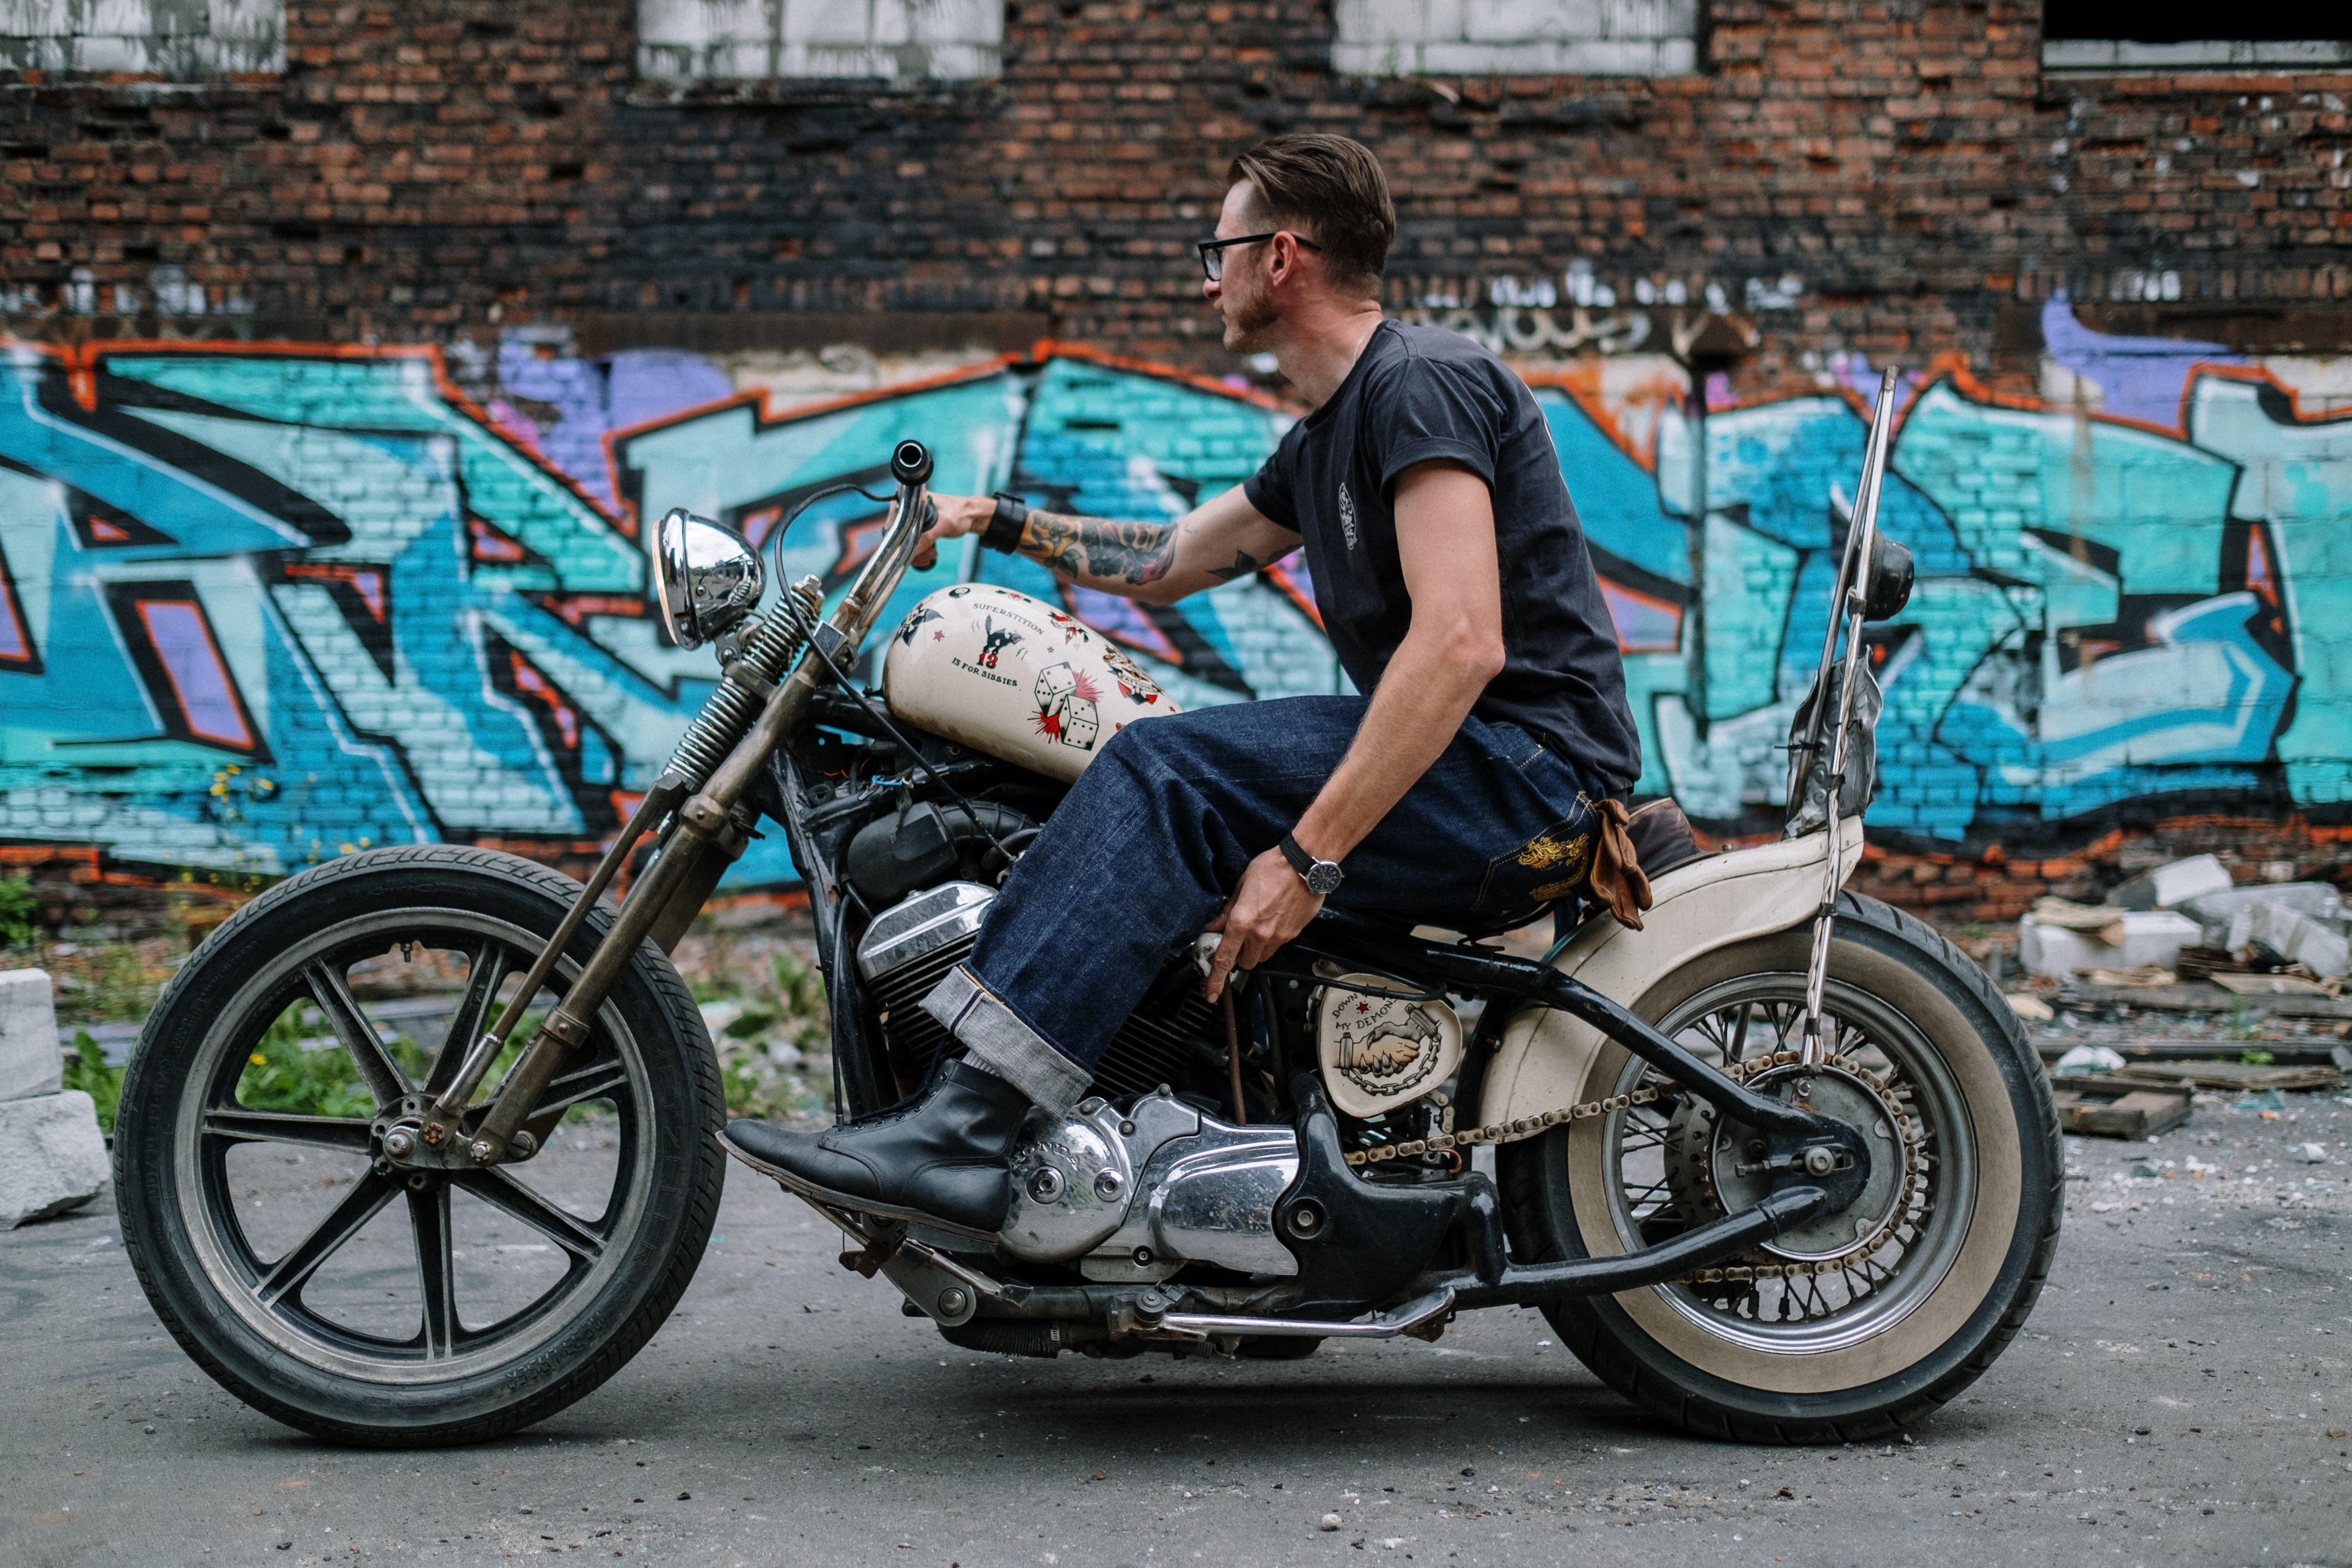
[
  {"xmin": 382, "ymin": 441, "xmax": 939, "ymax": 1172},
  {"xmin": 1796, "ymin": 367, "xmax": 1899, "ymax": 1066}
]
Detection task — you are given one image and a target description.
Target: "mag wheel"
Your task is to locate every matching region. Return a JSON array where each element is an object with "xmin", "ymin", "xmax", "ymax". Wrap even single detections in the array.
[
  {"xmin": 1501, "ymin": 893, "xmax": 2061, "ymax": 1443},
  {"xmin": 113, "ymin": 847, "xmax": 726, "ymax": 1447}
]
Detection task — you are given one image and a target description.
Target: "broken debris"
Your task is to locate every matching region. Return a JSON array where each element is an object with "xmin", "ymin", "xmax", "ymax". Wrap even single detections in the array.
[
  {"xmin": 2050, "ymin": 1078, "xmax": 2193, "ymax": 1139},
  {"xmin": 2109, "ymin": 853, "xmax": 2233, "ymax": 912},
  {"xmin": 0, "ymin": 969, "xmax": 108, "ymax": 1228},
  {"xmin": 2055, "ymin": 1044, "xmax": 2128, "ymax": 1075},
  {"xmin": 2089, "ymin": 1060, "xmax": 2342, "ymax": 1094},
  {"xmin": 2210, "ymin": 972, "xmax": 2335, "ymax": 998}
]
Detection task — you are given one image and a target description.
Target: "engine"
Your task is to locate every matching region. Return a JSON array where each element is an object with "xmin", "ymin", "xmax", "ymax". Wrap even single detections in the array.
[
  {"xmin": 854, "ymin": 882, "xmax": 1221, "ymax": 1106},
  {"xmin": 999, "ymin": 1089, "xmax": 1298, "ymax": 1280},
  {"xmin": 856, "ymin": 883, "xmax": 1284, "ymax": 1280}
]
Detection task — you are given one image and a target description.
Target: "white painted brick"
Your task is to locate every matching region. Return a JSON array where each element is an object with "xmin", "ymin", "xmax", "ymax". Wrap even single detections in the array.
[
  {"xmin": 643, "ymin": 0, "xmax": 1002, "ymax": 80},
  {"xmin": 0, "ymin": 0, "xmax": 284, "ymax": 75},
  {"xmin": 1338, "ymin": 0, "xmax": 1695, "ymax": 75}
]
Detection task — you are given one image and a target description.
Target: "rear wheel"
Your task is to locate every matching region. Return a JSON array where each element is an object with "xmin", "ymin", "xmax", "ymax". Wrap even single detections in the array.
[
  {"xmin": 114, "ymin": 846, "xmax": 726, "ymax": 1447},
  {"xmin": 1500, "ymin": 893, "xmax": 2061, "ymax": 1442}
]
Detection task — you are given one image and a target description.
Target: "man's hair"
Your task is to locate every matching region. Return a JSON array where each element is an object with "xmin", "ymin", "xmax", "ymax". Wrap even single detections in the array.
[{"xmin": 1228, "ymin": 134, "xmax": 1395, "ymax": 295}]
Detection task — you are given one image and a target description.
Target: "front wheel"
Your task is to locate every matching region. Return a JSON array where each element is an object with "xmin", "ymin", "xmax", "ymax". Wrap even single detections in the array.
[
  {"xmin": 1501, "ymin": 893, "xmax": 2061, "ymax": 1442},
  {"xmin": 114, "ymin": 846, "xmax": 726, "ymax": 1446}
]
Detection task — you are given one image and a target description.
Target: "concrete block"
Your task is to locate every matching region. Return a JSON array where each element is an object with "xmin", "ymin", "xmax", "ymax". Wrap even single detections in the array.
[
  {"xmin": 2109, "ymin": 853, "xmax": 2233, "ymax": 911},
  {"xmin": 2179, "ymin": 882, "xmax": 2345, "ymax": 946},
  {"xmin": 2226, "ymin": 901, "xmax": 2352, "ymax": 978},
  {"xmin": 2019, "ymin": 910, "xmax": 2200, "ymax": 980},
  {"xmin": 0, "ymin": 1090, "xmax": 109, "ymax": 1228},
  {"xmin": 2018, "ymin": 915, "xmax": 2106, "ymax": 979},
  {"xmin": 0, "ymin": 969, "xmax": 63, "ymax": 1102}
]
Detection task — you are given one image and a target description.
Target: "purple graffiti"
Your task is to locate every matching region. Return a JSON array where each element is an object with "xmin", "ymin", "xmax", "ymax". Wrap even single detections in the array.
[
  {"xmin": 493, "ymin": 334, "xmax": 734, "ymax": 508},
  {"xmin": 2041, "ymin": 290, "xmax": 2242, "ymax": 430}
]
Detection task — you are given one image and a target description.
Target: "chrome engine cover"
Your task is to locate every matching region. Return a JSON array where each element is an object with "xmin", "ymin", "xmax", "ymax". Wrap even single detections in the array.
[{"xmin": 996, "ymin": 1088, "xmax": 1300, "ymax": 1278}]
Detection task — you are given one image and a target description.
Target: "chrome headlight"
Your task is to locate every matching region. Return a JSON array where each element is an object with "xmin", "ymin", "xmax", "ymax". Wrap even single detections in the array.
[{"xmin": 652, "ymin": 508, "xmax": 764, "ymax": 649}]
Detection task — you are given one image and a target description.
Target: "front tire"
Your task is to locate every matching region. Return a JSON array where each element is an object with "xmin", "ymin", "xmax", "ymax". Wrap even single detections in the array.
[
  {"xmin": 114, "ymin": 846, "xmax": 727, "ymax": 1447},
  {"xmin": 1501, "ymin": 893, "xmax": 2061, "ymax": 1442}
]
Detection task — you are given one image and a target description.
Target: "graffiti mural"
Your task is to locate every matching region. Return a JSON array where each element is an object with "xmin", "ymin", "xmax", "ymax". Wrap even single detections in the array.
[
  {"xmin": 4, "ymin": 303, "xmax": 2350, "ymax": 892},
  {"xmin": 1553, "ymin": 296, "xmax": 2352, "ymax": 842},
  {"xmin": 0, "ymin": 340, "xmax": 1331, "ymax": 885}
]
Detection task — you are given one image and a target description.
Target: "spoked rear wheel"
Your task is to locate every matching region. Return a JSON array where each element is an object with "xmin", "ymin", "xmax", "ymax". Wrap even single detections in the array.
[
  {"xmin": 1501, "ymin": 894, "xmax": 2061, "ymax": 1442},
  {"xmin": 114, "ymin": 847, "xmax": 725, "ymax": 1447}
]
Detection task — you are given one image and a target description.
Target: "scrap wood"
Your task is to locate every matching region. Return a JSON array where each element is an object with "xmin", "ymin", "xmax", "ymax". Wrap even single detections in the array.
[
  {"xmin": 2036, "ymin": 1037, "xmax": 2344, "ymax": 1066},
  {"xmin": 2210, "ymin": 972, "xmax": 2335, "ymax": 997},
  {"xmin": 2265, "ymin": 998, "xmax": 2352, "ymax": 1021},
  {"xmin": 2175, "ymin": 945, "xmax": 2254, "ymax": 984},
  {"xmin": 2102, "ymin": 984, "xmax": 2235, "ymax": 1011},
  {"xmin": 2093, "ymin": 1059, "xmax": 2343, "ymax": 1093},
  {"xmin": 2078, "ymin": 965, "xmax": 2176, "ymax": 988},
  {"xmin": 2050, "ymin": 1077, "xmax": 2193, "ymax": 1139},
  {"xmin": 2032, "ymin": 896, "xmax": 2125, "ymax": 931},
  {"xmin": 2004, "ymin": 993, "xmax": 2054, "ymax": 1021}
]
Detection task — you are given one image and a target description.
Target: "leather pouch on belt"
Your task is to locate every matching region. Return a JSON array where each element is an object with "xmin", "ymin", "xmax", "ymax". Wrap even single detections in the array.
[{"xmin": 1588, "ymin": 798, "xmax": 1654, "ymax": 930}]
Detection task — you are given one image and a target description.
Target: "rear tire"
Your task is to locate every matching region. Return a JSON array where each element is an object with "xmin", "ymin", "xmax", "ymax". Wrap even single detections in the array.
[
  {"xmin": 114, "ymin": 846, "xmax": 726, "ymax": 1447},
  {"xmin": 1500, "ymin": 893, "xmax": 2061, "ymax": 1443}
]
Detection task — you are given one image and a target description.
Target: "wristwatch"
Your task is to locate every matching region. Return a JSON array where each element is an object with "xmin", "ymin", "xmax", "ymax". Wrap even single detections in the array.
[
  {"xmin": 1278, "ymin": 832, "xmax": 1344, "ymax": 896},
  {"xmin": 982, "ymin": 492, "xmax": 1029, "ymax": 554}
]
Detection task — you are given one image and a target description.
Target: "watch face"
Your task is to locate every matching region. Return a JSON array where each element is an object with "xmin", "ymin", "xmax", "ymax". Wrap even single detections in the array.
[{"xmin": 1306, "ymin": 861, "xmax": 1343, "ymax": 896}]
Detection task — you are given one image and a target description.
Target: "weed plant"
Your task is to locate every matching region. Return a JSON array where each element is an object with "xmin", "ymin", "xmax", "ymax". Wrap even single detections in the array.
[
  {"xmin": 692, "ymin": 948, "xmax": 830, "ymax": 1119},
  {"xmin": 63, "ymin": 1031, "xmax": 124, "ymax": 1134},
  {"xmin": 0, "ymin": 875, "xmax": 36, "ymax": 949}
]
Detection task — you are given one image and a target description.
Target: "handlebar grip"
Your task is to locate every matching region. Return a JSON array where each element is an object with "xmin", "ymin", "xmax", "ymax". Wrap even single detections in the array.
[{"xmin": 891, "ymin": 440, "xmax": 933, "ymax": 487}]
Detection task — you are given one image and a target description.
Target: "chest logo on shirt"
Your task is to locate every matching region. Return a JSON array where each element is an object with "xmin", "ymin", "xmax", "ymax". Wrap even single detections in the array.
[{"xmin": 1337, "ymin": 481, "xmax": 1359, "ymax": 550}]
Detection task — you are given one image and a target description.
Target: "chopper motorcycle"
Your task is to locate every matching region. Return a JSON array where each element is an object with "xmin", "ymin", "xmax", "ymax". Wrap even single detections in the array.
[{"xmin": 113, "ymin": 371, "xmax": 2060, "ymax": 1447}]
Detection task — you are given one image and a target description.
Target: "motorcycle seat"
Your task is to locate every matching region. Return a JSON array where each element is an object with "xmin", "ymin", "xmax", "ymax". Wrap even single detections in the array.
[{"xmin": 1408, "ymin": 797, "xmax": 1706, "ymax": 941}]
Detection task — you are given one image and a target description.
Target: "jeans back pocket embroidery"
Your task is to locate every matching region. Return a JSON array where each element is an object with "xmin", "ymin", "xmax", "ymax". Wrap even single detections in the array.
[{"xmin": 1476, "ymin": 793, "xmax": 1596, "ymax": 911}]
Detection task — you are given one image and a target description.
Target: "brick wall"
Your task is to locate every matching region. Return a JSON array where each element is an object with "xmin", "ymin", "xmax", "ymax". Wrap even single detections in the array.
[
  {"xmin": 3, "ymin": 3, "xmax": 2345, "ymax": 381},
  {"xmin": 5, "ymin": 4, "xmax": 2352, "ymax": 919}
]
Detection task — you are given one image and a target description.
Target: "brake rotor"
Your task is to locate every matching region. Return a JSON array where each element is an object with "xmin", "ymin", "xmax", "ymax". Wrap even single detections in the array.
[{"xmin": 1660, "ymin": 1056, "xmax": 1916, "ymax": 1265}]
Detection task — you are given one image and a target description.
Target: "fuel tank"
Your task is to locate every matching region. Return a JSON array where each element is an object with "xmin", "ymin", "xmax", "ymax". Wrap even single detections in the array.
[{"xmin": 880, "ymin": 583, "xmax": 1184, "ymax": 782}]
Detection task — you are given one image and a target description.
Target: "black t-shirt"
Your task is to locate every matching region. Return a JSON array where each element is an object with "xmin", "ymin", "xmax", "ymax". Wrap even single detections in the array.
[{"xmin": 1243, "ymin": 320, "xmax": 1642, "ymax": 794}]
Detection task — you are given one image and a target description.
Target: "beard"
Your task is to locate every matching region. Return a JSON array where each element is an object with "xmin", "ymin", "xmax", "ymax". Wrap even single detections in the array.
[{"xmin": 1219, "ymin": 272, "xmax": 1280, "ymax": 354}]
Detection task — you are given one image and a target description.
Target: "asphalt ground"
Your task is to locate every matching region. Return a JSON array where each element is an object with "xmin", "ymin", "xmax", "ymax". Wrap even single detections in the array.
[{"xmin": 4, "ymin": 1092, "xmax": 2346, "ymax": 1568}]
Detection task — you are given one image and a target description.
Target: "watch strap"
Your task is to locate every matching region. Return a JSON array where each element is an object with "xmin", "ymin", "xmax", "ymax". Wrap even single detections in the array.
[
  {"xmin": 1279, "ymin": 832, "xmax": 1341, "ymax": 891},
  {"xmin": 1277, "ymin": 832, "xmax": 1312, "ymax": 877},
  {"xmin": 983, "ymin": 492, "xmax": 1029, "ymax": 554}
]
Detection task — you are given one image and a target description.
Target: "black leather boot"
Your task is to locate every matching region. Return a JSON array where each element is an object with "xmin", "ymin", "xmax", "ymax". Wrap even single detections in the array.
[{"xmin": 717, "ymin": 1061, "xmax": 1032, "ymax": 1236}]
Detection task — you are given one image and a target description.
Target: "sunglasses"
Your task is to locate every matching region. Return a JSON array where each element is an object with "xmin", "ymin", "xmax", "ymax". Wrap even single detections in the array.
[{"xmin": 1197, "ymin": 231, "xmax": 1323, "ymax": 281}]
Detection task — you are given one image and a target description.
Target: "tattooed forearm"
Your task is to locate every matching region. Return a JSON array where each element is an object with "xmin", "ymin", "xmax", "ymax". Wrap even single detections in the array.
[
  {"xmin": 1020, "ymin": 511, "xmax": 1179, "ymax": 587},
  {"xmin": 1206, "ymin": 549, "xmax": 1262, "ymax": 584}
]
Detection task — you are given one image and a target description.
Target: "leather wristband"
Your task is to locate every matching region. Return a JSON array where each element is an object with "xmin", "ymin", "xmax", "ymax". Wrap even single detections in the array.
[{"xmin": 982, "ymin": 492, "xmax": 1029, "ymax": 554}]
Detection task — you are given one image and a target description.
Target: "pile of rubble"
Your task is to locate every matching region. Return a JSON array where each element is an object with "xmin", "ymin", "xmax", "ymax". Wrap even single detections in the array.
[
  {"xmin": 2000, "ymin": 855, "xmax": 2349, "ymax": 1140},
  {"xmin": 0, "ymin": 969, "xmax": 110, "ymax": 1228},
  {"xmin": 2018, "ymin": 852, "xmax": 2350, "ymax": 992}
]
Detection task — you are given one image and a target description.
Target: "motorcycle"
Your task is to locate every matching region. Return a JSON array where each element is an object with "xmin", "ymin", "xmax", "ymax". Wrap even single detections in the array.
[{"xmin": 112, "ymin": 371, "xmax": 2061, "ymax": 1447}]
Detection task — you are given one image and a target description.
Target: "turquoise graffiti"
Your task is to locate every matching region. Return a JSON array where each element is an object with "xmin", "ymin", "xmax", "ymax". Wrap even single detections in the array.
[
  {"xmin": 0, "ymin": 341, "xmax": 1333, "ymax": 884},
  {"xmin": 3, "ymin": 326, "xmax": 2348, "ymax": 884},
  {"xmin": 1554, "ymin": 349, "xmax": 2350, "ymax": 841}
]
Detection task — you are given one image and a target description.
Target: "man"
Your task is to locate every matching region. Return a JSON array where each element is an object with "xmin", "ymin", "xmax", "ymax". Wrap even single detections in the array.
[{"xmin": 721, "ymin": 133, "xmax": 1642, "ymax": 1236}]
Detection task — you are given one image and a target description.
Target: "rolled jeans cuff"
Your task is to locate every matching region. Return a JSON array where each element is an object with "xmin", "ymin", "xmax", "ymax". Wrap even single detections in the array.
[{"xmin": 920, "ymin": 965, "xmax": 1092, "ymax": 1114}]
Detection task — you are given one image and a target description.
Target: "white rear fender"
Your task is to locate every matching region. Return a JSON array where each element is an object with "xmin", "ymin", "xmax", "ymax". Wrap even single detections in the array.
[{"xmin": 1476, "ymin": 816, "xmax": 1867, "ymax": 1128}]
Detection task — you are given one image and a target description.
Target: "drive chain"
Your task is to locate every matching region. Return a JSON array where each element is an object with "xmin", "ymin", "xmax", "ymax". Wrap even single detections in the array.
[{"xmin": 1346, "ymin": 1050, "xmax": 1927, "ymax": 1286}]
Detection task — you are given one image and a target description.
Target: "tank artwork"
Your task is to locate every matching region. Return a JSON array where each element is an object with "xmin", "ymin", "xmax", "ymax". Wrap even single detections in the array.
[
  {"xmin": 2, "ymin": 298, "xmax": 2350, "ymax": 893},
  {"xmin": 882, "ymin": 583, "xmax": 1183, "ymax": 783}
]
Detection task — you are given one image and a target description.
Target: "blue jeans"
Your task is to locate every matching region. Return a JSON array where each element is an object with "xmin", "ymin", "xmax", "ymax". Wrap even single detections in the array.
[{"xmin": 918, "ymin": 695, "xmax": 1602, "ymax": 1112}]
